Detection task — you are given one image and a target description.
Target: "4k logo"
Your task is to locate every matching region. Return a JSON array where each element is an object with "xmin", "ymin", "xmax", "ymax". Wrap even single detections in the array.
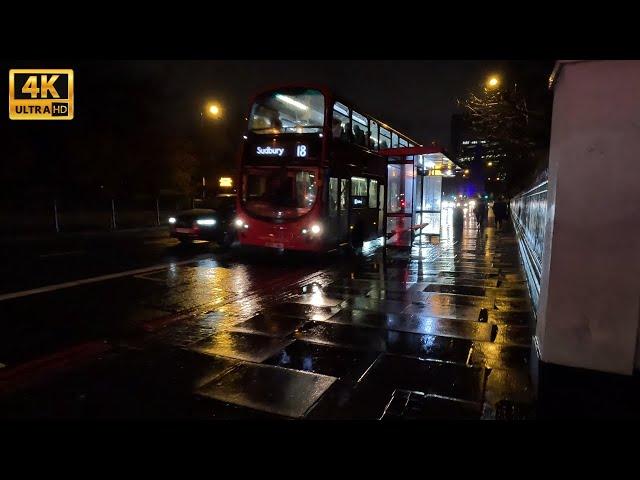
[{"xmin": 9, "ymin": 69, "xmax": 74, "ymax": 120}]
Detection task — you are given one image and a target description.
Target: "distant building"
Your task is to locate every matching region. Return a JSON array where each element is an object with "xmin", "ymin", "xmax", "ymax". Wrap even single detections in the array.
[{"xmin": 449, "ymin": 113, "xmax": 507, "ymax": 196}]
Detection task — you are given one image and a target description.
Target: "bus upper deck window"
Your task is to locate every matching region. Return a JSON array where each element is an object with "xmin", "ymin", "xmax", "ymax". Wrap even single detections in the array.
[
  {"xmin": 392, "ymin": 132, "xmax": 399, "ymax": 148},
  {"xmin": 369, "ymin": 121, "xmax": 379, "ymax": 150},
  {"xmin": 380, "ymin": 126, "xmax": 391, "ymax": 150},
  {"xmin": 351, "ymin": 111, "xmax": 368, "ymax": 147},
  {"xmin": 248, "ymin": 89, "xmax": 324, "ymax": 134},
  {"xmin": 333, "ymin": 102, "xmax": 351, "ymax": 142}
]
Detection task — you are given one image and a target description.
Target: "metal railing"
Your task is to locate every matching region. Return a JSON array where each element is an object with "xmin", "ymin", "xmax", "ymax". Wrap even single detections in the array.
[
  {"xmin": 0, "ymin": 195, "xmax": 193, "ymax": 236},
  {"xmin": 510, "ymin": 180, "xmax": 548, "ymax": 310}
]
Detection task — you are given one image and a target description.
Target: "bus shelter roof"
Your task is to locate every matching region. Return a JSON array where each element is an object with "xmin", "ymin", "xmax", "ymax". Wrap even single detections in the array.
[{"xmin": 378, "ymin": 146, "xmax": 459, "ymax": 171}]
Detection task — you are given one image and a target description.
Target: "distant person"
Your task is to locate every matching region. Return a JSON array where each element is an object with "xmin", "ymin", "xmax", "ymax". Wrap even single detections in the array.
[
  {"xmin": 474, "ymin": 195, "xmax": 489, "ymax": 229},
  {"xmin": 269, "ymin": 112, "xmax": 282, "ymax": 132},
  {"xmin": 354, "ymin": 124, "xmax": 365, "ymax": 145},
  {"xmin": 492, "ymin": 196, "xmax": 509, "ymax": 230},
  {"xmin": 341, "ymin": 122, "xmax": 352, "ymax": 142},
  {"xmin": 332, "ymin": 118, "xmax": 343, "ymax": 138}
]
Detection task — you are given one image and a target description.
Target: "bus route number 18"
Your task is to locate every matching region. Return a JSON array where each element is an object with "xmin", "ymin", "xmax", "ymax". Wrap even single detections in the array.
[{"xmin": 296, "ymin": 145, "xmax": 307, "ymax": 157}]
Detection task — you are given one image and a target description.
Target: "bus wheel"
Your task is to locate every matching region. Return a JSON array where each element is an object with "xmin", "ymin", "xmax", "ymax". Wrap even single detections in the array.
[{"xmin": 219, "ymin": 231, "xmax": 234, "ymax": 249}]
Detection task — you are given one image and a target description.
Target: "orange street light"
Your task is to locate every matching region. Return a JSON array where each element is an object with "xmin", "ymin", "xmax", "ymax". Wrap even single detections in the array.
[
  {"xmin": 486, "ymin": 76, "xmax": 500, "ymax": 89},
  {"xmin": 205, "ymin": 102, "xmax": 222, "ymax": 119}
]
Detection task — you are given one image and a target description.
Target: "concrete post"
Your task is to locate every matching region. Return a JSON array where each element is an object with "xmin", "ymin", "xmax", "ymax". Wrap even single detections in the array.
[{"xmin": 536, "ymin": 61, "xmax": 640, "ymax": 375}]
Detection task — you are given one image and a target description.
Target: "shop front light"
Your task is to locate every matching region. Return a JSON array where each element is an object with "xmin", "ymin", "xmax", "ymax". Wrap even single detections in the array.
[
  {"xmin": 197, "ymin": 218, "xmax": 216, "ymax": 226},
  {"xmin": 168, "ymin": 217, "xmax": 176, "ymax": 224}
]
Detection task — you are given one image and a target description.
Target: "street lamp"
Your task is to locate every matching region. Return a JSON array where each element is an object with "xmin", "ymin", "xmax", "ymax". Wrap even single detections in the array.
[
  {"xmin": 486, "ymin": 76, "xmax": 500, "ymax": 89},
  {"xmin": 205, "ymin": 102, "xmax": 222, "ymax": 119}
]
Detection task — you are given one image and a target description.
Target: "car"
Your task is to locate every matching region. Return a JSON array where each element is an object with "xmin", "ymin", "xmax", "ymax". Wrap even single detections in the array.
[{"xmin": 168, "ymin": 194, "xmax": 237, "ymax": 247}]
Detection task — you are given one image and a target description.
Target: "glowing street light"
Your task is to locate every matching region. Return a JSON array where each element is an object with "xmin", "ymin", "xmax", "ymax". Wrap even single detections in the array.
[
  {"xmin": 486, "ymin": 76, "xmax": 500, "ymax": 89},
  {"xmin": 205, "ymin": 102, "xmax": 222, "ymax": 119}
]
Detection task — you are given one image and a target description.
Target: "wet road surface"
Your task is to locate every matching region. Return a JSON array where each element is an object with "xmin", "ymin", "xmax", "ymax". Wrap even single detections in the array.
[{"xmin": 0, "ymin": 213, "xmax": 536, "ymax": 419}]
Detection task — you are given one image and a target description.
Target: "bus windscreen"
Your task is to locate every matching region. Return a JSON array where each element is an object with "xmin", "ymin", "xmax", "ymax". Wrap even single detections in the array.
[{"xmin": 248, "ymin": 89, "xmax": 324, "ymax": 134}]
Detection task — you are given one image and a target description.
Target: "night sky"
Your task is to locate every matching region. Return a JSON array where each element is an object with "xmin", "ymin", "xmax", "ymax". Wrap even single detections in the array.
[{"xmin": 2, "ymin": 60, "xmax": 554, "ymax": 149}]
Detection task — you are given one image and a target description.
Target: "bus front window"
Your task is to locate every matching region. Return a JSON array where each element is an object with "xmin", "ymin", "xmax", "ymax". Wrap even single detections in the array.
[
  {"xmin": 248, "ymin": 89, "xmax": 325, "ymax": 134},
  {"xmin": 243, "ymin": 168, "xmax": 318, "ymax": 219}
]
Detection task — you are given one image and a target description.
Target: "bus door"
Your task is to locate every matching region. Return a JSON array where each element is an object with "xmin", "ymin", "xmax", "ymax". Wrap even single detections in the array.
[
  {"xmin": 378, "ymin": 183, "xmax": 385, "ymax": 237},
  {"xmin": 328, "ymin": 176, "xmax": 340, "ymax": 244},
  {"xmin": 338, "ymin": 178, "xmax": 350, "ymax": 244}
]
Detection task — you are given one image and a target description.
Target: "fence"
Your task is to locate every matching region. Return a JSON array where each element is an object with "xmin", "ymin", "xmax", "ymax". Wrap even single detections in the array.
[
  {"xmin": 0, "ymin": 194, "xmax": 195, "ymax": 235},
  {"xmin": 510, "ymin": 180, "xmax": 548, "ymax": 310}
]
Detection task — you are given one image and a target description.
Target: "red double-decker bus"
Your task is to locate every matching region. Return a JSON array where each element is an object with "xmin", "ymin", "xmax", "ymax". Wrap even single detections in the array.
[{"xmin": 234, "ymin": 85, "xmax": 420, "ymax": 252}]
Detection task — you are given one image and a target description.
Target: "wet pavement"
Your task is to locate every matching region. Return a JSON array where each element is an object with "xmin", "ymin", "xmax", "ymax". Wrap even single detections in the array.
[{"xmin": 0, "ymin": 211, "xmax": 536, "ymax": 419}]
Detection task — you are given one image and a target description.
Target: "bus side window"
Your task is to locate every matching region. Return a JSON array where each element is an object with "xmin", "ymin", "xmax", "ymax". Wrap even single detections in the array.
[
  {"xmin": 339, "ymin": 178, "xmax": 348, "ymax": 212},
  {"xmin": 380, "ymin": 126, "xmax": 391, "ymax": 150},
  {"xmin": 369, "ymin": 179, "xmax": 378, "ymax": 208},
  {"xmin": 329, "ymin": 177, "xmax": 338, "ymax": 217},
  {"xmin": 333, "ymin": 102, "xmax": 351, "ymax": 143},
  {"xmin": 369, "ymin": 120, "xmax": 379, "ymax": 150},
  {"xmin": 351, "ymin": 111, "xmax": 368, "ymax": 147},
  {"xmin": 350, "ymin": 176, "xmax": 368, "ymax": 207}
]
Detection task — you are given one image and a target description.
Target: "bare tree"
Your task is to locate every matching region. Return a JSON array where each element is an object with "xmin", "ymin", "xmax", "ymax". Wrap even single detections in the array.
[{"xmin": 458, "ymin": 80, "xmax": 541, "ymax": 192}]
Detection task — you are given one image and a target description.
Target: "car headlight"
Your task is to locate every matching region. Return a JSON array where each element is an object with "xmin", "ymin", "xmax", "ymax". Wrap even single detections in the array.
[
  {"xmin": 168, "ymin": 217, "xmax": 176, "ymax": 224},
  {"xmin": 196, "ymin": 218, "xmax": 216, "ymax": 226}
]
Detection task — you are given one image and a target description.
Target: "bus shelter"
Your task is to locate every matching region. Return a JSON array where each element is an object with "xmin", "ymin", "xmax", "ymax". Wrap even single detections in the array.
[{"xmin": 379, "ymin": 146, "xmax": 458, "ymax": 248}]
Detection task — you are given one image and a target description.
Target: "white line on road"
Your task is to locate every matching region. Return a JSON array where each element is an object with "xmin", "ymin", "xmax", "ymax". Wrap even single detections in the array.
[
  {"xmin": 0, "ymin": 257, "xmax": 210, "ymax": 302},
  {"xmin": 39, "ymin": 250, "xmax": 85, "ymax": 258},
  {"xmin": 133, "ymin": 273, "xmax": 167, "ymax": 283}
]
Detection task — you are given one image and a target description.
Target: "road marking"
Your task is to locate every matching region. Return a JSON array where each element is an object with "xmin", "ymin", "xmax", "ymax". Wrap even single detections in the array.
[
  {"xmin": 0, "ymin": 257, "xmax": 210, "ymax": 302},
  {"xmin": 39, "ymin": 250, "xmax": 85, "ymax": 258},
  {"xmin": 133, "ymin": 273, "xmax": 166, "ymax": 283}
]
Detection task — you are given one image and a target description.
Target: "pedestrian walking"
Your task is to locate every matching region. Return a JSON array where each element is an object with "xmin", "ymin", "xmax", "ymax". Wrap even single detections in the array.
[
  {"xmin": 474, "ymin": 195, "xmax": 488, "ymax": 229},
  {"xmin": 492, "ymin": 196, "xmax": 508, "ymax": 230}
]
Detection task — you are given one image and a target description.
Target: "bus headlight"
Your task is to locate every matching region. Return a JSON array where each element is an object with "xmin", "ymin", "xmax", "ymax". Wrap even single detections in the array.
[
  {"xmin": 234, "ymin": 218, "xmax": 244, "ymax": 228},
  {"xmin": 310, "ymin": 224, "xmax": 321, "ymax": 234},
  {"xmin": 197, "ymin": 218, "xmax": 216, "ymax": 226},
  {"xmin": 168, "ymin": 217, "xmax": 176, "ymax": 224}
]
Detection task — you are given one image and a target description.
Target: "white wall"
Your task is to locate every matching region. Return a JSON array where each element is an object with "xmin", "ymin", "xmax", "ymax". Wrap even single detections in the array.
[{"xmin": 537, "ymin": 61, "xmax": 640, "ymax": 375}]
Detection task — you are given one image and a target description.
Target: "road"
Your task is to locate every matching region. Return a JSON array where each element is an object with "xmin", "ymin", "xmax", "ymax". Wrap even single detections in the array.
[
  {"xmin": 0, "ymin": 228, "xmax": 338, "ymax": 366},
  {"xmin": 0, "ymin": 216, "xmax": 537, "ymax": 419}
]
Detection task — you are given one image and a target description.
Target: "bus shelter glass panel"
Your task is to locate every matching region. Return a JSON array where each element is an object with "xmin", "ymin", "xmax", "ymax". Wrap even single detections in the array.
[
  {"xmin": 387, "ymin": 164, "xmax": 414, "ymax": 214},
  {"xmin": 422, "ymin": 175, "xmax": 442, "ymax": 212},
  {"xmin": 386, "ymin": 163, "xmax": 414, "ymax": 248},
  {"xmin": 415, "ymin": 175, "xmax": 442, "ymax": 236}
]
